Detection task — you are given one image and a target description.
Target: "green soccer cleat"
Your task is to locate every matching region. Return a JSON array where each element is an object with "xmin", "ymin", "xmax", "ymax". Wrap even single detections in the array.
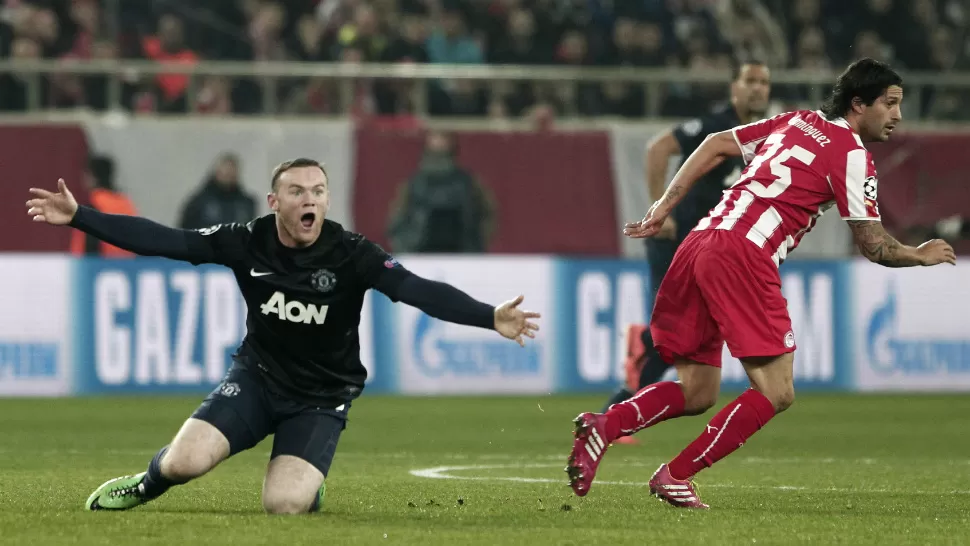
[
  {"xmin": 310, "ymin": 480, "xmax": 326, "ymax": 513},
  {"xmin": 85, "ymin": 472, "xmax": 149, "ymax": 511}
]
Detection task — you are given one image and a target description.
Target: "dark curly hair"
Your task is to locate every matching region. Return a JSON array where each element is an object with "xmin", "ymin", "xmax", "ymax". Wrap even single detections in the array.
[{"xmin": 820, "ymin": 58, "xmax": 902, "ymax": 119}]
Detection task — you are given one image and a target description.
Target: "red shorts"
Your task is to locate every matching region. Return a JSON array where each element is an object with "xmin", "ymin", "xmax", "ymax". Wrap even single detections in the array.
[{"xmin": 650, "ymin": 229, "xmax": 795, "ymax": 368}]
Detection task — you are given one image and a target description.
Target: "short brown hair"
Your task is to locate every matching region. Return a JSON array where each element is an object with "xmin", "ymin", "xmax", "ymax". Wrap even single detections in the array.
[{"xmin": 271, "ymin": 158, "xmax": 328, "ymax": 191}]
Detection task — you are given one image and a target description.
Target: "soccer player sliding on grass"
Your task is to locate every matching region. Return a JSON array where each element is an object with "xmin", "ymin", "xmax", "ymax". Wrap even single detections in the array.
[
  {"xmin": 565, "ymin": 59, "xmax": 956, "ymax": 509},
  {"xmin": 27, "ymin": 158, "xmax": 540, "ymax": 514}
]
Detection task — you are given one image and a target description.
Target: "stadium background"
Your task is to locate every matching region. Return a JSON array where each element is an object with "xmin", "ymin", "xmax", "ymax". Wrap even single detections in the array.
[
  {"xmin": 2, "ymin": 0, "xmax": 967, "ymax": 400},
  {"xmin": 3, "ymin": 2, "xmax": 970, "ymax": 544}
]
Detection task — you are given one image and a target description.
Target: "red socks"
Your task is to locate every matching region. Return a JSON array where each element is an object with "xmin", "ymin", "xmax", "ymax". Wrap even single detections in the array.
[
  {"xmin": 603, "ymin": 381, "xmax": 686, "ymax": 442},
  {"xmin": 602, "ymin": 383, "xmax": 778, "ymax": 480},
  {"xmin": 667, "ymin": 389, "xmax": 776, "ymax": 480}
]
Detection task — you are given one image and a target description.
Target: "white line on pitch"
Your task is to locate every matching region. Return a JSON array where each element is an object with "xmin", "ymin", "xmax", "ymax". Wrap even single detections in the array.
[{"xmin": 408, "ymin": 464, "xmax": 970, "ymax": 495}]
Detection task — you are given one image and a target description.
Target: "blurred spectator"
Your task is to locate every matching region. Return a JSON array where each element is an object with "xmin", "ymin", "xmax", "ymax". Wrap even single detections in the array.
[
  {"xmin": 290, "ymin": 13, "xmax": 328, "ymax": 62},
  {"xmin": 553, "ymin": 29, "xmax": 602, "ymax": 116},
  {"xmin": 336, "ymin": 3, "xmax": 386, "ymax": 61},
  {"xmin": 373, "ymin": 6, "xmax": 429, "ymax": 115},
  {"xmin": 0, "ymin": 36, "xmax": 45, "ymax": 111},
  {"xmin": 779, "ymin": 25, "xmax": 832, "ymax": 107},
  {"xmin": 923, "ymin": 26, "xmax": 968, "ymax": 121},
  {"xmin": 426, "ymin": 2, "xmax": 486, "ymax": 116},
  {"xmin": 283, "ymin": 76, "xmax": 333, "ymax": 115},
  {"xmin": 0, "ymin": 0, "xmax": 967, "ymax": 119},
  {"xmin": 140, "ymin": 13, "xmax": 198, "ymax": 113},
  {"xmin": 852, "ymin": 30, "xmax": 892, "ymax": 64},
  {"xmin": 716, "ymin": 0, "xmax": 788, "ymax": 68},
  {"xmin": 487, "ymin": 8, "xmax": 547, "ymax": 117},
  {"xmin": 248, "ymin": 2, "xmax": 288, "ymax": 62},
  {"xmin": 387, "ymin": 131, "xmax": 495, "ymax": 253},
  {"xmin": 196, "ymin": 75, "xmax": 233, "ymax": 114},
  {"xmin": 178, "ymin": 153, "xmax": 257, "ymax": 230},
  {"xmin": 597, "ymin": 17, "xmax": 650, "ymax": 118},
  {"xmin": 70, "ymin": 155, "xmax": 138, "ymax": 258},
  {"xmin": 490, "ymin": 8, "xmax": 549, "ymax": 65}
]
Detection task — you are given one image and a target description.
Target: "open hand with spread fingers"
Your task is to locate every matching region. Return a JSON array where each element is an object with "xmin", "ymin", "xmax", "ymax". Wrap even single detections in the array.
[
  {"xmin": 493, "ymin": 295, "xmax": 541, "ymax": 347},
  {"xmin": 26, "ymin": 178, "xmax": 79, "ymax": 225}
]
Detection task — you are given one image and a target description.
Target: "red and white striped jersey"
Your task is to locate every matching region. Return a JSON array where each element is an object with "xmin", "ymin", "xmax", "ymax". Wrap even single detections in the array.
[{"xmin": 694, "ymin": 109, "xmax": 880, "ymax": 267}]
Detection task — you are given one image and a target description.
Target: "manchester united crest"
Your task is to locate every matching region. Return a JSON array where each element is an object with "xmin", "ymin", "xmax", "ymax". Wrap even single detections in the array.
[{"xmin": 311, "ymin": 269, "xmax": 337, "ymax": 293}]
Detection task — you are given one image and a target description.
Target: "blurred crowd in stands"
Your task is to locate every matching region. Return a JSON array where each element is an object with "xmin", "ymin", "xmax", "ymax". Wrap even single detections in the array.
[{"xmin": 0, "ymin": 0, "xmax": 967, "ymax": 119}]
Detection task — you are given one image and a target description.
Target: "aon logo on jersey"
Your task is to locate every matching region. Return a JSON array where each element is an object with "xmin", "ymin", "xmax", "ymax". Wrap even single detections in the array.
[{"xmin": 260, "ymin": 292, "xmax": 329, "ymax": 324}]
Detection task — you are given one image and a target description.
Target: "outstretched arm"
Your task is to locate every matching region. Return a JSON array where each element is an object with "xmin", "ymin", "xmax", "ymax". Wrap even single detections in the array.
[
  {"xmin": 28, "ymin": 179, "xmax": 238, "ymax": 265},
  {"xmin": 375, "ymin": 268, "xmax": 495, "ymax": 328},
  {"xmin": 373, "ymin": 267, "xmax": 540, "ymax": 347},
  {"xmin": 625, "ymin": 131, "xmax": 740, "ymax": 238},
  {"xmin": 69, "ymin": 205, "xmax": 200, "ymax": 261},
  {"xmin": 847, "ymin": 220, "xmax": 956, "ymax": 267}
]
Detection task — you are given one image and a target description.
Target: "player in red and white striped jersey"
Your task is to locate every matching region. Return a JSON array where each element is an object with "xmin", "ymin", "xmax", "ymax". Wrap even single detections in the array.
[{"xmin": 565, "ymin": 59, "xmax": 956, "ymax": 509}]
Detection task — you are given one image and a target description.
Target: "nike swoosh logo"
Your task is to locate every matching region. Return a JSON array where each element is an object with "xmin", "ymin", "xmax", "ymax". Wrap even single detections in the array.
[{"xmin": 250, "ymin": 269, "xmax": 273, "ymax": 277}]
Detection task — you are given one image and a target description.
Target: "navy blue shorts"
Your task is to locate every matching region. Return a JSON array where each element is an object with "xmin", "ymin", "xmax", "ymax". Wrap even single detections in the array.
[{"xmin": 191, "ymin": 363, "xmax": 350, "ymax": 477}]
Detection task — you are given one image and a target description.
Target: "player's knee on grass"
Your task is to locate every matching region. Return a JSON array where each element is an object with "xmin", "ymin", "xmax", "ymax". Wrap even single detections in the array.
[
  {"xmin": 161, "ymin": 418, "xmax": 231, "ymax": 482},
  {"xmin": 742, "ymin": 353, "xmax": 796, "ymax": 413},
  {"xmin": 675, "ymin": 360, "xmax": 720, "ymax": 415},
  {"xmin": 262, "ymin": 455, "xmax": 324, "ymax": 515}
]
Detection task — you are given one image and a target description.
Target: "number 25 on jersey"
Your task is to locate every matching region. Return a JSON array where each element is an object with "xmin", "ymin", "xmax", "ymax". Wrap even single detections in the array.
[{"xmin": 733, "ymin": 133, "xmax": 817, "ymax": 199}]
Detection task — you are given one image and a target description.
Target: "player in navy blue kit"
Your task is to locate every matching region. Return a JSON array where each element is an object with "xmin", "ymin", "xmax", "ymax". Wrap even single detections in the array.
[
  {"xmin": 599, "ymin": 60, "xmax": 773, "ymax": 428},
  {"xmin": 26, "ymin": 158, "xmax": 540, "ymax": 514}
]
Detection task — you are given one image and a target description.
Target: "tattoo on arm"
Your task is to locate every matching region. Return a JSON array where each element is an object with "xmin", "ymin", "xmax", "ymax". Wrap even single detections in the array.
[
  {"xmin": 662, "ymin": 186, "xmax": 683, "ymax": 205},
  {"xmin": 847, "ymin": 221, "xmax": 922, "ymax": 267}
]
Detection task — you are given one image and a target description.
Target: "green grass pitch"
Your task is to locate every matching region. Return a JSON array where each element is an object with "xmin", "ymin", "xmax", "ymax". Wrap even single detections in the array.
[{"xmin": 1, "ymin": 393, "xmax": 969, "ymax": 545}]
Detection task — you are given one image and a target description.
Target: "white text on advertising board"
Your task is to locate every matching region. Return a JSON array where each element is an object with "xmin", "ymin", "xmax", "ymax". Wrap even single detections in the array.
[
  {"xmin": 576, "ymin": 269, "xmax": 834, "ymax": 383},
  {"xmin": 94, "ymin": 270, "xmax": 243, "ymax": 386},
  {"xmin": 577, "ymin": 271, "xmax": 647, "ymax": 383},
  {"xmin": 0, "ymin": 343, "xmax": 58, "ymax": 380},
  {"xmin": 867, "ymin": 285, "xmax": 970, "ymax": 377}
]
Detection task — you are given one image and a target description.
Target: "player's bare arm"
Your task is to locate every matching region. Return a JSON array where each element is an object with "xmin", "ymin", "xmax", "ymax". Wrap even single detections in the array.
[
  {"xmin": 625, "ymin": 131, "xmax": 741, "ymax": 238},
  {"xmin": 28, "ymin": 179, "xmax": 226, "ymax": 263},
  {"xmin": 847, "ymin": 220, "xmax": 956, "ymax": 267},
  {"xmin": 644, "ymin": 131, "xmax": 681, "ymax": 238}
]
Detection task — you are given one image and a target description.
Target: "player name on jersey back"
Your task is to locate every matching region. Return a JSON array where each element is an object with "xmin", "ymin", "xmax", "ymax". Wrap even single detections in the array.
[
  {"xmin": 698, "ymin": 110, "xmax": 881, "ymax": 267},
  {"xmin": 787, "ymin": 116, "xmax": 831, "ymax": 148}
]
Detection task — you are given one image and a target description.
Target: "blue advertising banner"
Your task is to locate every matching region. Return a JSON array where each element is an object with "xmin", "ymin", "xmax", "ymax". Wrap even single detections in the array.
[
  {"xmin": 71, "ymin": 258, "xmax": 386, "ymax": 396},
  {"xmin": 551, "ymin": 258, "xmax": 853, "ymax": 392},
  {"xmin": 65, "ymin": 255, "xmax": 854, "ymax": 397},
  {"xmin": 73, "ymin": 258, "xmax": 248, "ymax": 394}
]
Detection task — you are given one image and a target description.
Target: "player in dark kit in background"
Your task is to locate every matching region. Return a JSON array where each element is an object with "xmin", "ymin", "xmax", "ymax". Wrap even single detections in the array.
[
  {"xmin": 600, "ymin": 60, "xmax": 773, "ymax": 438},
  {"xmin": 566, "ymin": 59, "xmax": 956, "ymax": 508},
  {"xmin": 26, "ymin": 158, "xmax": 541, "ymax": 515}
]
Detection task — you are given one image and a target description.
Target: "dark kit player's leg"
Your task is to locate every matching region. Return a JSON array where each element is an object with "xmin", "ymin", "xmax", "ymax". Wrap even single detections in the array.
[
  {"xmin": 85, "ymin": 363, "xmax": 276, "ymax": 511},
  {"xmin": 600, "ymin": 237, "xmax": 678, "ymax": 413},
  {"xmin": 262, "ymin": 401, "xmax": 350, "ymax": 514},
  {"xmin": 639, "ymin": 237, "xmax": 679, "ymax": 386}
]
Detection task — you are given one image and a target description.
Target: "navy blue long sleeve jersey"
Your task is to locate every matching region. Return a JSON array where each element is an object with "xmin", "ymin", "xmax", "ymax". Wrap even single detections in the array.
[{"xmin": 69, "ymin": 206, "xmax": 495, "ymax": 405}]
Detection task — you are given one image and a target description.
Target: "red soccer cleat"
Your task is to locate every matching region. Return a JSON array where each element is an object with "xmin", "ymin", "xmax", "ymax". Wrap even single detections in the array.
[
  {"xmin": 565, "ymin": 412, "xmax": 610, "ymax": 496},
  {"xmin": 649, "ymin": 464, "xmax": 709, "ymax": 509}
]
